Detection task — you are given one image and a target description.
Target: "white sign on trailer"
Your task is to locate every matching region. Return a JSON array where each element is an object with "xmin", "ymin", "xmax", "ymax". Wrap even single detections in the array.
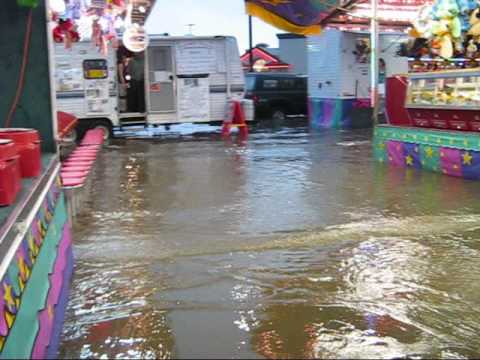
[
  {"xmin": 177, "ymin": 77, "xmax": 210, "ymax": 122},
  {"xmin": 175, "ymin": 41, "xmax": 217, "ymax": 75}
]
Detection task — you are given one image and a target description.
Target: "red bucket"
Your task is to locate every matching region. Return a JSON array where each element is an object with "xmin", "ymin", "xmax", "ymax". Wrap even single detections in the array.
[
  {"xmin": 0, "ymin": 128, "xmax": 41, "ymax": 178},
  {"xmin": 0, "ymin": 139, "xmax": 22, "ymax": 206}
]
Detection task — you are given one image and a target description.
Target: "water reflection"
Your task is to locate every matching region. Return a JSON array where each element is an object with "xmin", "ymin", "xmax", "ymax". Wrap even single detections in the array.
[{"xmin": 60, "ymin": 125, "xmax": 480, "ymax": 358}]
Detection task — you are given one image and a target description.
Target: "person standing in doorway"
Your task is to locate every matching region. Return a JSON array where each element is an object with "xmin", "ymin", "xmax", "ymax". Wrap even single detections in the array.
[
  {"xmin": 118, "ymin": 54, "xmax": 132, "ymax": 112},
  {"xmin": 130, "ymin": 53, "xmax": 145, "ymax": 113}
]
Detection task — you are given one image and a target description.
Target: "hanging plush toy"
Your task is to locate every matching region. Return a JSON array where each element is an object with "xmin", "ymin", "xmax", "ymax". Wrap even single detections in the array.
[
  {"xmin": 413, "ymin": 5, "xmax": 435, "ymax": 39},
  {"xmin": 353, "ymin": 39, "xmax": 370, "ymax": 63},
  {"xmin": 53, "ymin": 18, "xmax": 80, "ymax": 49},
  {"xmin": 468, "ymin": 8, "xmax": 480, "ymax": 35},
  {"xmin": 466, "ymin": 38, "xmax": 478, "ymax": 57},
  {"xmin": 92, "ymin": 18, "xmax": 102, "ymax": 48}
]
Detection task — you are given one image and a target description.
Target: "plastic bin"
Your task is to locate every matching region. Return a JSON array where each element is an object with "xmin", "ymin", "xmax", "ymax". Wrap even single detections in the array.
[
  {"xmin": 0, "ymin": 128, "xmax": 41, "ymax": 178},
  {"xmin": 0, "ymin": 139, "xmax": 22, "ymax": 206}
]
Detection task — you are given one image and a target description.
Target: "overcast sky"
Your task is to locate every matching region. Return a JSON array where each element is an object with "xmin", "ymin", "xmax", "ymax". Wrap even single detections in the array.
[{"xmin": 145, "ymin": 0, "xmax": 283, "ymax": 52}]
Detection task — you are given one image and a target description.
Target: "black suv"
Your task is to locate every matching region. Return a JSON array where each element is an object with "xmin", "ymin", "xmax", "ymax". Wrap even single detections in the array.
[{"xmin": 245, "ymin": 73, "xmax": 308, "ymax": 120}]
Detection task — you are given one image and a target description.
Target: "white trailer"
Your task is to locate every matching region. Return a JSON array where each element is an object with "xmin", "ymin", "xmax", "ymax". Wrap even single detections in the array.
[{"xmin": 54, "ymin": 35, "xmax": 253, "ymax": 139}]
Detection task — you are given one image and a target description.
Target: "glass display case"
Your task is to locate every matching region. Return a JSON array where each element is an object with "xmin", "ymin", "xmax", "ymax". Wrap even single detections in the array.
[{"xmin": 406, "ymin": 69, "xmax": 480, "ymax": 110}]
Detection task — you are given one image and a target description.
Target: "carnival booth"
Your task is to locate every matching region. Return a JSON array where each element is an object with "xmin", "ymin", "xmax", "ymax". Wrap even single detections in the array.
[
  {"xmin": 376, "ymin": 0, "xmax": 480, "ymax": 180},
  {"xmin": 308, "ymin": 29, "xmax": 408, "ymax": 129},
  {"xmin": 0, "ymin": 1, "xmax": 74, "ymax": 357}
]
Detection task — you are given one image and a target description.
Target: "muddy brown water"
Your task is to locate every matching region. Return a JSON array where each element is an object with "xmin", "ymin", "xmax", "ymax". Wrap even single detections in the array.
[{"xmin": 59, "ymin": 125, "xmax": 480, "ymax": 359}]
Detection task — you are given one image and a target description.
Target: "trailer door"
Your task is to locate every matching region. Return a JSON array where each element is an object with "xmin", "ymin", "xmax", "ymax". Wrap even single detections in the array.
[{"xmin": 147, "ymin": 46, "xmax": 176, "ymax": 113}]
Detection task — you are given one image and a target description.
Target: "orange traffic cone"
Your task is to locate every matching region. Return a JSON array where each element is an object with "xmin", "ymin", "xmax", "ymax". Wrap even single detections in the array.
[{"xmin": 221, "ymin": 100, "xmax": 248, "ymax": 139}]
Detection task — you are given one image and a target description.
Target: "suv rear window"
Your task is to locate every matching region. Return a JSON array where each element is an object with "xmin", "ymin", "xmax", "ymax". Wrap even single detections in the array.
[
  {"xmin": 262, "ymin": 79, "xmax": 279, "ymax": 89},
  {"xmin": 245, "ymin": 76, "xmax": 256, "ymax": 91},
  {"xmin": 279, "ymin": 79, "xmax": 295, "ymax": 90}
]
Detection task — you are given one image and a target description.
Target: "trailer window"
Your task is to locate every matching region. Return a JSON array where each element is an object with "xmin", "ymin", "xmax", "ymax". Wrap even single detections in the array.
[
  {"xmin": 83, "ymin": 59, "xmax": 108, "ymax": 79},
  {"xmin": 262, "ymin": 79, "xmax": 278, "ymax": 89},
  {"xmin": 278, "ymin": 79, "xmax": 295, "ymax": 90},
  {"xmin": 295, "ymin": 78, "xmax": 307, "ymax": 90}
]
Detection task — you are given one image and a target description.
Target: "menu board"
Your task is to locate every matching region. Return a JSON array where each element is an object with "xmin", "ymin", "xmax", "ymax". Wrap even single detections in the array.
[
  {"xmin": 177, "ymin": 77, "xmax": 210, "ymax": 122},
  {"xmin": 175, "ymin": 41, "xmax": 219, "ymax": 75}
]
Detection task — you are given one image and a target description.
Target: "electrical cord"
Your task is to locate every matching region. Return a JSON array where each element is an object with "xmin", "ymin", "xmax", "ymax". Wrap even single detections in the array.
[{"xmin": 5, "ymin": 8, "xmax": 33, "ymax": 128}]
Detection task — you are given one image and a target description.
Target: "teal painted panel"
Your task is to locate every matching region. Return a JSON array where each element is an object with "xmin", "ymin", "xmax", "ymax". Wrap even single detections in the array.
[
  {"xmin": 375, "ymin": 125, "xmax": 480, "ymax": 151},
  {"xmin": 1, "ymin": 195, "xmax": 67, "ymax": 359}
]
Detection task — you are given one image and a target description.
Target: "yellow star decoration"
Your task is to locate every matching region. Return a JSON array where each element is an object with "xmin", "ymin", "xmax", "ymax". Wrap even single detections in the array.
[
  {"xmin": 3, "ymin": 284, "xmax": 16, "ymax": 317},
  {"xmin": 378, "ymin": 142, "xmax": 385, "ymax": 150},
  {"xmin": 18, "ymin": 256, "xmax": 30, "ymax": 283},
  {"xmin": 5, "ymin": 313, "xmax": 14, "ymax": 329},
  {"xmin": 406, "ymin": 155, "xmax": 414, "ymax": 166},
  {"xmin": 28, "ymin": 235, "xmax": 39, "ymax": 259},
  {"xmin": 425, "ymin": 147, "xmax": 434, "ymax": 158},
  {"xmin": 463, "ymin": 152, "xmax": 473, "ymax": 165}
]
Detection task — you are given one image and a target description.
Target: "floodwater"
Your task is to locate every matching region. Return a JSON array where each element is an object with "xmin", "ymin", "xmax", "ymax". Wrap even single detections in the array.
[{"xmin": 60, "ymin": 122, "xmax": 480, "ymax": 359}]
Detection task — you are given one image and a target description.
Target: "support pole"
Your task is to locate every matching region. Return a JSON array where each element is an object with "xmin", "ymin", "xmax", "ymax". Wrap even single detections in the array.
[
  {"xmin": 370, "ymin": 0, "xmax": 379, "ymax": 125},
  {"xmin": 249, "ymin": 15, "xmax": 254, "ymax": 72}
]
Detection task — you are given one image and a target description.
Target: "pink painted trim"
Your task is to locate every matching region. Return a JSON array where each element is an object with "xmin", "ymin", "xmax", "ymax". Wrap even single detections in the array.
[{"xmin": 31, "ymin": 226, "xmax": 72, "ymax": 359}]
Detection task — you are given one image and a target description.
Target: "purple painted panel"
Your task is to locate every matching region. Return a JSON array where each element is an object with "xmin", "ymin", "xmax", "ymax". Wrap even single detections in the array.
[
  {"xmin": 32, "ymin": 225, "xmax": 73, "ymax": 359},
  {"xmin": 386, "ymin": 141, "xmax": 405, "ymax": 167},
  {"xmin": 440, "ymin": 147, "xmax": 463, "ymax": 178}
]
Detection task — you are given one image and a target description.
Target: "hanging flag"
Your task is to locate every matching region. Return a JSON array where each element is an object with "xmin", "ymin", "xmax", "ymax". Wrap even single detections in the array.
[{"xmin": 245, "ymin": 0, "xmax": 330, "ymax": 35}]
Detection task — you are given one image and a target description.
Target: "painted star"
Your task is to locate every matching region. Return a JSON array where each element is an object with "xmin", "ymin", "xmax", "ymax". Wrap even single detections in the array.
[
  {"xmin": 3, "ymin": 284, "xmax": 16, "ymax": 314},
  {"xmin": 378, "ymin": 142, "xmax": 385, "ymax": 150},
  {"xmin": 425, "ymin": 147, "xmax": 434, "ymax": 158},
  {"xmin": 406, "ymin": 155, "xmax": 413, "ymax": 166},
  {"xmin": 18, "ymin": 256, "xmax": 30, "ymax": 281},
  {"xmin": 463, "ymin": 152, "xmax": 473, "ymax": 165}
]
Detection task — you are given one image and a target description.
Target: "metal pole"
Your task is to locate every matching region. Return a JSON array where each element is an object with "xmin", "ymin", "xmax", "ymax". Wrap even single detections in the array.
[
  {"xmin": 370, "ymin": 0, "xmax": 379, "ymax": 125},
  {"xmin": 249, "ymin": 15, "xmax": 254, "ymax": 72}
]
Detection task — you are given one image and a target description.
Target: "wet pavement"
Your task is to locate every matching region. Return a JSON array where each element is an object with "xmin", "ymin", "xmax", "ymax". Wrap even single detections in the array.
[{"xmin": 60, "ymin": 122, "xmax": 480, "ymax": 359}]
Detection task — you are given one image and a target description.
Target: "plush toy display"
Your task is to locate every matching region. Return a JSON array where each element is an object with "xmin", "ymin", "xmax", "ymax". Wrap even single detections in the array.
[
  {"xmin": 412, "ymin": 0, "xmax": 480, "ymax": 59},
  {"xmin": 50, "ymin": 0, "xmax": 127, "ymax": 53},
  {"xmin": 53, "ymin": 18, "xmax": 80, "ymax": 49}
]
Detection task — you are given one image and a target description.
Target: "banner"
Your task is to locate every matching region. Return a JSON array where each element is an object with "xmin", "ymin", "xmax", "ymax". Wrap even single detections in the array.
[{"xmin": 245, "ymin": 0, "xmax": 326, "ymax": 35}]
